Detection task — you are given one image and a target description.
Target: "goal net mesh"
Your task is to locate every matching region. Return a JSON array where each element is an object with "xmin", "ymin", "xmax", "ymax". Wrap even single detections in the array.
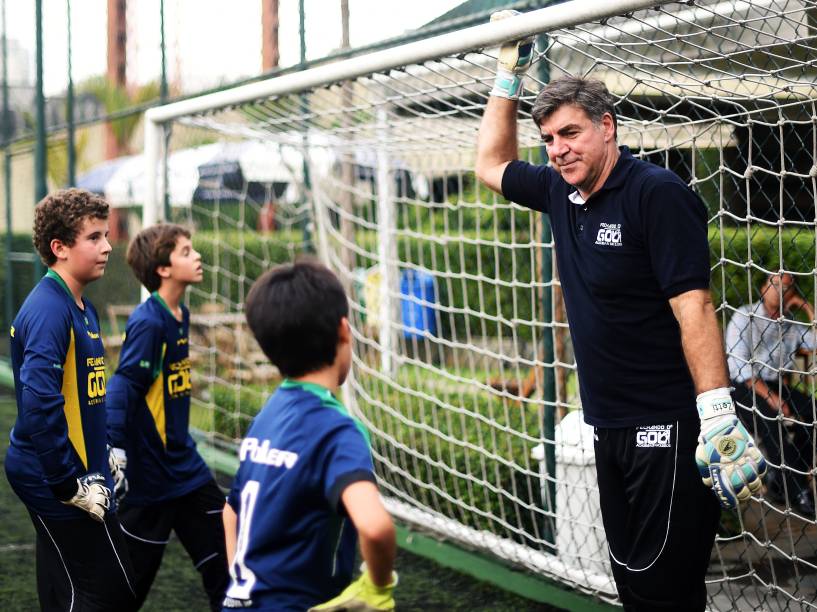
[{"xmin": 154, "ymin": 1, "xmax": 817, "ymax": 608}]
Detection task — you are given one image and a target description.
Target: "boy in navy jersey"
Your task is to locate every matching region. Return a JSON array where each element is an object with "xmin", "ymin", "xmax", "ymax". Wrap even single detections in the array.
[
  {"xmin": 5, "ymin": 188, "xmax": 137, "ymax": 610},
  {"xmin": 106, "ymin": 224, "xmax": 229, "ymax": 610},
  {"xmin": 222, "ymin": 260, "xmax": 397, "ymax": 612}
]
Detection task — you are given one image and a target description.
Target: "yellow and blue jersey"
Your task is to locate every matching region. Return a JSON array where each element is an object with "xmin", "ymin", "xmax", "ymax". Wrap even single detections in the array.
[
  {"xmin": 106, "ymin": 293, "xmax": 210, "ymax": 505},
  {"xmin": 223, "ymin": 380, "xmax": 375, "ymax": 611},
  {"xmin": 5, "ymin": 270, "xmax": 112, "ymax": 519}
]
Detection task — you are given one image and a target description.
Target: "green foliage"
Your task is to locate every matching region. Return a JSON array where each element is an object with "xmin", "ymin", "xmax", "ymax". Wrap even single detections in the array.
[
  {"xmin": 355, "ymin": 368, "xmax": 548, "ymax": 546},
  {"xmin": 78, "ymin": 77, "xmax": 161, "ymax": 152},
  {"xmin": 190, "ymin": 229, "xmax": 306, "ymax": 310},
  {"xmin": 709, "ymin": 224, "xmax": 817, "ymax": 308},
  {"xmin": 209, "ymin": 383, "xmax": 267, "ymax": 440},
  {"xmin": 84, "ymin": 242, "xmax": 142, "ymax": 330},
  {"xmin": 47, "ymin": 130, "xmax": 91, "ymax": 188},
  {"xmin": 0, "ymin": 235, "xmax": 39, "ymax": 356}
]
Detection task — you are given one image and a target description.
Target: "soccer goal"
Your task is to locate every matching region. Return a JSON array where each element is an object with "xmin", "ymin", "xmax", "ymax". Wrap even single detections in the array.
[{"xmin": 143, "ymin": 1, "xmax": 817, "ymax": 608}]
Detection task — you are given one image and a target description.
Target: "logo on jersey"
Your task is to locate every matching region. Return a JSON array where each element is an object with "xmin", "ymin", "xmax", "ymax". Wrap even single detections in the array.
[
  {"xmin": 635, "ymin": 424, "xmax": 672, "ymax": 448},
  {"xmin": 167, "ymin": 357, "xmax": 192, "ymax": 397},
  {"xmin": 86, "ymin": 356, "xmax": 106, "ymax": 405},
  {"xmin": 595, "ymin": 222, "xmax": 622, "ymax": 247},
  {"xmin": 239, "ymin": 437, "xmax": 298, "ymax": 469}
]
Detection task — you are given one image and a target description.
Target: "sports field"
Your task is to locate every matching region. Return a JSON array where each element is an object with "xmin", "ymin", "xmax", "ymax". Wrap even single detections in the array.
[{"xmin": 0, "ymin": 395, "xmax": 561, "ymax": 611}]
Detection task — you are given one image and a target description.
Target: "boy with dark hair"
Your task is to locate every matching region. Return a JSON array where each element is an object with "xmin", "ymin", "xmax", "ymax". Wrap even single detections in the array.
[
  {"xmin": 222, "ymin": 260, "xmax": 397, "ymax": 611},
  {"xmin": 106, "ymin": 223, "xmax": 229, "ymax": 610},
  {"xmin": 5, "ymin": 188, "xmax": 137, "ymax": 610}
]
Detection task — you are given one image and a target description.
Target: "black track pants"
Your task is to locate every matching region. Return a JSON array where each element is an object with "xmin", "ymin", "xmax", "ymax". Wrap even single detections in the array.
[
  {"xmin": 30, "ymin": 509, "xmax": 137, "ymax": 612},
  {"xmin": 594, "ymin": 418, "xmax": 721, "ymax": 612},
  {"xmin": 118, "ymin": 478, "xmax": 229, "ymax": 611}
]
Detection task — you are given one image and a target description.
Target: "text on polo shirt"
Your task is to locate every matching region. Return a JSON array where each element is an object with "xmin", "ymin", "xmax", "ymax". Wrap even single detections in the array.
[
  {"xmin": 595, "ymin": 222, "xmax": 622, "ymax": 246},
  {"xmin": 239, "ymin": 437, "xmax": 299, "ymax": 468}
]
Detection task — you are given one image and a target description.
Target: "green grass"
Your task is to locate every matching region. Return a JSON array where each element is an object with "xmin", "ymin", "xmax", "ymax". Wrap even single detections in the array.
[{"xmin": 0, "ymin": 394, "xmax": 561, "ymax": 611}]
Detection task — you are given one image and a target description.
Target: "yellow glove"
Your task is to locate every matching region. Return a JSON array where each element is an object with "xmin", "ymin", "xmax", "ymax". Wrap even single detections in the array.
[
  {"xmin": 489, "ymin": 10, "xmax": 535, "ymax": 99},
  {"xmin": 308, "ymin": 570, "xmax": 397, "ymax": 612}
]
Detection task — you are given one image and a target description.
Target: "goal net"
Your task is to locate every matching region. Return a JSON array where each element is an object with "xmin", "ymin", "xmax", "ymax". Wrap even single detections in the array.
[{"xmin": 143, "ymin": 1, "xmax": 817, "ymax": 608}]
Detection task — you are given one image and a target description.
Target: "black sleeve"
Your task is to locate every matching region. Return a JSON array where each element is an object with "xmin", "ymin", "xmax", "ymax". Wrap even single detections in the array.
[
  {"xmin": 501, "ymin": 160, "xmax": 553, "ymax": 214},
  {"xmin": 327, "ymin": 470, "xmax": 378, "ymax": 516},
  {"xmin": 642, "ymin": 179, "xmax": 710, "ymax": 298}
]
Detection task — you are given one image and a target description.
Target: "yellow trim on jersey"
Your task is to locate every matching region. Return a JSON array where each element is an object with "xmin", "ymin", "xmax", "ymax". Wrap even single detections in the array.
[
  {"xmin": 61, "ymin": 328, "xmax": 87, "ymax": 468},
  {"xmin": 146, "ymin": 342, "xmax": 168, "ymax": 447}
]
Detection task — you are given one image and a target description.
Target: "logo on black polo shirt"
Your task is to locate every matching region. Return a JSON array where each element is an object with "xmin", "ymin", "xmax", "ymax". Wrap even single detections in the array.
[
  {"xmin": 635, "ymin": 424, "xmax": 672, "ymax": 448},
  {"xmin": 595, "ymin": 222, "xmax": 622, "ymax": 247}
]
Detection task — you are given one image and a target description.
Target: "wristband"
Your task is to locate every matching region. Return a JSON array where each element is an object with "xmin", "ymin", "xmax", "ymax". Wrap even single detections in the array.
[{"xmin": 696, "ymin": 387, "xmax": 735, "ymax": 421}]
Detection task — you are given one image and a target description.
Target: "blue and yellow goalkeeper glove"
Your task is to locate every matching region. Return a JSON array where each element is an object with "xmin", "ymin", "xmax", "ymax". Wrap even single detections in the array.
[
  {"xmin": 308, "ymin": 569, "xmax": 397, "ymax": 612},
  {"xmin": 489, "ymin": 10, "xmax": 535, "ymax": 100},
  {"xmin": 695, "ymin": 387, "xmax": 767, "ymax": 508}
]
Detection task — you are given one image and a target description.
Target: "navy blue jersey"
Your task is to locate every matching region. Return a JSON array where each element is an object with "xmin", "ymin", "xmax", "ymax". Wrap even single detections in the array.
[
  {"xmin": 106, "ymin": 293, "xmax": 210, "ymax": 505},
  {"xmin": 5, "ymin": 271, "xmax": 113, "ymax": 519},
  {"xmin": 502, "ymin": 147, "xmax": 709, "ymax": 427},
  {"xmin": 223, "ymin": 380, "xmax": 375, "ymax": 611}
]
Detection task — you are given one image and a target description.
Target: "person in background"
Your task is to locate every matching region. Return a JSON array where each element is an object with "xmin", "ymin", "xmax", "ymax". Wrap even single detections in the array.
[{"xmin": 725, "ymin": 272, "xmax": 816, "ymax": 518}]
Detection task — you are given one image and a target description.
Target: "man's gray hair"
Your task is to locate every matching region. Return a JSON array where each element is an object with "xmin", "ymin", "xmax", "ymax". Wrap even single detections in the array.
[{"xmin": 531, "ymin": 75, "xmax": 617, "ymax": 138}]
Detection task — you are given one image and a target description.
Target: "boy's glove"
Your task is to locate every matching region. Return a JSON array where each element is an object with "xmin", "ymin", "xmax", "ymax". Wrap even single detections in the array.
[
  {"xmin": 308, "ymin": 569, "xmax": 397, "ymax": 611},
  {"xmin": 695, "ymin": 387, "xmax": 767, "ymax": 508},
  {"xmin": 61, "ymin": 473, "xmax": 111, "ymax": 522},
  {"xmin": 108, "ymin": 445, "xmax": 128, "ymax": 503},
  {"xmin": 489, "ymin": 10, "xmax": 535, "ymax": 100}
]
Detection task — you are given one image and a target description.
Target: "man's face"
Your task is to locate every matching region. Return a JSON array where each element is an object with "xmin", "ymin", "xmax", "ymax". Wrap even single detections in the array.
[
  {"xmin": 762, "ymin": 273, "xmax": 795, "ymax": 308},
  {"xmin": 60, "ymin": 216, "xmax": 112, "ymax": 284},
  {"xmin": 538, "ymin": 104, "xmax": 614, "ymax": 194}
]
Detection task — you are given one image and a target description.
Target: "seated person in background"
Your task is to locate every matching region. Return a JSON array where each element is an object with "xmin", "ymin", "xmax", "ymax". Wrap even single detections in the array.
[{"xmin": 725, "ymin": 272, "xmax": 816, "ymax": 517}]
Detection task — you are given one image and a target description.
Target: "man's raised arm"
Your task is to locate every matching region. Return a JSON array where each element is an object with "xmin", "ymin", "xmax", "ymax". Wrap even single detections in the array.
[
  {"xmin": 476, "ymin": 97, "xmax": 519, "ymax": 194},
  {"xmin": 475, "ymin": 10, "xmax": 534, "ymax": 194}
]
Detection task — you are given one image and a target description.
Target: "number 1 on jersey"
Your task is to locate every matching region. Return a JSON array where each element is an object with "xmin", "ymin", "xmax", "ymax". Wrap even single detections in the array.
[{"xmin": 226, "ymin": 480, "xmax": 259, "ymax": 600}]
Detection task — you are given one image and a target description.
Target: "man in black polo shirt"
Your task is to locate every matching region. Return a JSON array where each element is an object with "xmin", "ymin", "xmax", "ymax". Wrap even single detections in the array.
[{"xmin": 475, "ymin": 14, "xmax": 767, "ymax": 612}]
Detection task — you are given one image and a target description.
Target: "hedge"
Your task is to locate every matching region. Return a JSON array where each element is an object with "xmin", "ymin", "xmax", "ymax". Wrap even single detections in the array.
[{"xmin": 3, "ymin": 223, "xmax": 814, "ymax": 350}]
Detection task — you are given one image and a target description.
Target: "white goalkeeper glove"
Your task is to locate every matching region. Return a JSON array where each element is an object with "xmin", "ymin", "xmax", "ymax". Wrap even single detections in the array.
[
  {"xmin": 308, "ymin": 567, "xmax": 397, "ymax": 611},
  {"xmin": 489, "ymin": 10, "xmax": 535, "ymax": 100},
  {"xmin": 695, "ymin": 387, "xmax": 767, "ymax": 508},
  {"xmin": 108, "ymin": 445, "xmax": 128, "ymax": 503},
  {"xmin": 61, "ymin": 473, "xmax": 111, "ymax": 522}
]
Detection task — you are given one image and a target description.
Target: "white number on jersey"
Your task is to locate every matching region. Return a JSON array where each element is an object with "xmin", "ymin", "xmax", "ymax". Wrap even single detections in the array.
[{"xmin": 225, "ymin": 480, "xmax": 260, "ymax": 600}]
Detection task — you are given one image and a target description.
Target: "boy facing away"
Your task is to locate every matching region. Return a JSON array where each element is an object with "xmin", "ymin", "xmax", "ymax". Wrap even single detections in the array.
[
  {"xmin": 222, "ymin": 260, "xmax": 397, "ymax": 611},
  {"xmin": 5, "ymin": 188, "xmax": 137, "ymax": 610},
  {"xmin": 106, "ymin": 224, "xmax": 229, "ymax": 610}
]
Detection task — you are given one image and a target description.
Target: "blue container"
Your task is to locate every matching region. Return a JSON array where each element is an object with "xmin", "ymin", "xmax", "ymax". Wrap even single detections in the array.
[{"xmin": 400, "ymin": 269, "xmax": 437, "ymax": 339}]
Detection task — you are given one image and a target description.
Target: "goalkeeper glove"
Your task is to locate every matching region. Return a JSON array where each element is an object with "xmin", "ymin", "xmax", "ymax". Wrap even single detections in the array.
[
  {"xmin": 489, "ymin": 10, "xmax": 535, "ymax": 100},
  {"xmin": 61, "ymin": 473, "xmax": 111, "ymax": 522},
  {"xmin": 695, "ymin": 387, "xmax": 767, "ymax": 508},
  {"xmin": 308, "ymin": 568, "xmax": 397, "ymax": 612},
  {"xmin": 108, "ymin": 445, "xmax": 128, "ymax": 503}
]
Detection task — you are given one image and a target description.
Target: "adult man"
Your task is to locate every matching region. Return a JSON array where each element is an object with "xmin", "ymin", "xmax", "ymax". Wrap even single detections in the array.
[
  {"xmin": 475, "ymin": 13, "xmax": 766, "ymax": 611},
  {"xmin": 725, "ymin": 272, "xmax": 816, "ymax": 517}
]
